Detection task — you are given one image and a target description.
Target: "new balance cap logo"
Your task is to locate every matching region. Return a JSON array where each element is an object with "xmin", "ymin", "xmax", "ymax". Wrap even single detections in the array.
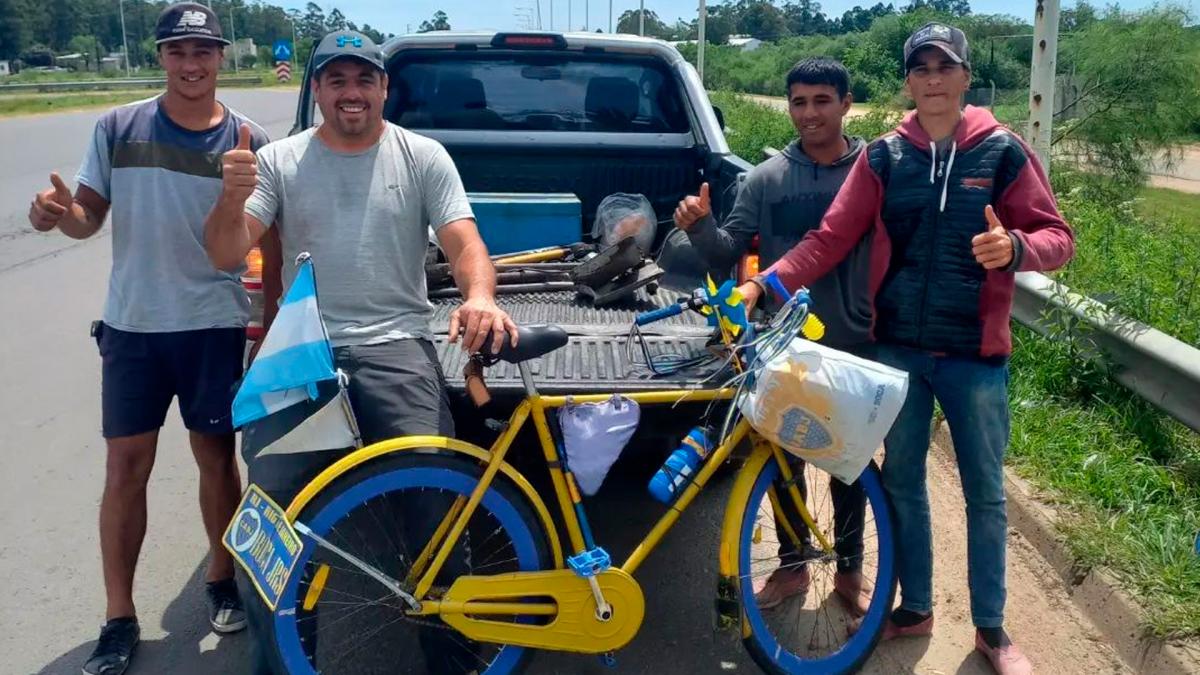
[{"xmin": 176, "ymin": 10, "xmax": 208, "ymax": 28}]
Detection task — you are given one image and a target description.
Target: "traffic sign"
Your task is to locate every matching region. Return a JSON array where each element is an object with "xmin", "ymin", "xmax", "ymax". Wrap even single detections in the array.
[
  {"xmin": 275, "ymin": 62, "xmax": 291, "ymax": 82},
  {"xmin": 273, "ymin": 39, "xmax": 293, "ymax": 62}
]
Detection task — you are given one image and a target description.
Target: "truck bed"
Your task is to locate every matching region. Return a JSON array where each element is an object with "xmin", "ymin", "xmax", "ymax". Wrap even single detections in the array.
[{"xmin": 431, "ymin": 288, "xmax": 728, "ymax": 394}]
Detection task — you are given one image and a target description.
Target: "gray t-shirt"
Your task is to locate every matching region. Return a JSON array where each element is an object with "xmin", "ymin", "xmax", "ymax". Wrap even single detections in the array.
[
  {"xmin": 77, "ymin": 96, "xmax": 270, "ymax": 332},
  {"xmin": 245, "ymin": 124, "xmax": 474, "ymax": 347}
]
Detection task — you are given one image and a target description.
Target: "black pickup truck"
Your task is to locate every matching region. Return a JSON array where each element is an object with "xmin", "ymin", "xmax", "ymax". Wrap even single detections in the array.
[{"xmin": 285, "ymin": 31, "xmax": 756, "ymax": 455}]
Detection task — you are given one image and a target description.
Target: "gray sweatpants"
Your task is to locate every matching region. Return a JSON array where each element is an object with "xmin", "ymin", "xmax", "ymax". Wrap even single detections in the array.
[{"xmin": 241, "ymin": 338, "xmax": 461, "ymax": 674}]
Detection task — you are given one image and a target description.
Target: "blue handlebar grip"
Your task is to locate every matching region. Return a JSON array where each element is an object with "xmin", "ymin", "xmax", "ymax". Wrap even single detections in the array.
[{"xmin": 635, "ymin": 302, "xmax": 685, "ymax": 326}]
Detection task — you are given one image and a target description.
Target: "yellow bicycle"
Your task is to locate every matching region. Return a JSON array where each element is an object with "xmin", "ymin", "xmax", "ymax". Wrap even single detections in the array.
[{"xmin": 258, "ymin": 288, "xmax": 897, "ymax": 674}]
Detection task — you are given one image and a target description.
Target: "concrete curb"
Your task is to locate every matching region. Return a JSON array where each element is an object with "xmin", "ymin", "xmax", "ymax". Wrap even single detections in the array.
[{"xmin": 930, "ymin": 420, "xmax": 1200, "ymax": 675}]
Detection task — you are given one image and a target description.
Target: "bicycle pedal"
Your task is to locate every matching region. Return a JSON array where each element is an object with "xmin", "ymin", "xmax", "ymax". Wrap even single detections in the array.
[
  {"xmin": 598, "ymin": 652, "xmax": 617, "ymax": 668},
  {"xmin": 567, "ymin": 547, "xmax": 611, "ymax": 578}
]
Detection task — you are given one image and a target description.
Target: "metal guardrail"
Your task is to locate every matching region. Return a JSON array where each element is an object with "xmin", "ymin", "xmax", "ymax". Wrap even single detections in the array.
[
  {"xmin": 1012, "ymin": 272, "xmax": 1200, "ymax": 433},
  {"xmin": 760, "ymin": 145, "xmax": 1200, "ymax": 432},
  {"xmin": 0, "ymin": 76, "xmax": 263, "ymax": 93}
]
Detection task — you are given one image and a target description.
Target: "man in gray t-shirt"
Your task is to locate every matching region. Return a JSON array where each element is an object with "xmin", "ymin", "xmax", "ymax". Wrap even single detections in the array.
[
  {"xmin": 28, "ymin": 4, "xmax": 265, "ymax": 673},
  {"xmin": 204, "ymin": 30, "xmax": 514, "ymax": 674}
]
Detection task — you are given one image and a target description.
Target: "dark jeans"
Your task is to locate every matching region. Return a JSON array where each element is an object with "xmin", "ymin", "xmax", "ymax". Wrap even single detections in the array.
[
  {"xmin": 241, "ymin": 338, "xmax": 464, "ymax": 674},
  {"xmin": 873, "ymin": 343, "xmax": 1010, "ymax": 628}
]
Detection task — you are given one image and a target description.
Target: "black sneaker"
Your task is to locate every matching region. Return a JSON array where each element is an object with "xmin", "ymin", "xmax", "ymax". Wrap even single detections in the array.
[
  {"xmin": 205, "ymin": 578, "xmax": 247, "ymax": 634},
  {"xmin": 82, "ymin": 617, "xmax": 139, "ymax": 675}
]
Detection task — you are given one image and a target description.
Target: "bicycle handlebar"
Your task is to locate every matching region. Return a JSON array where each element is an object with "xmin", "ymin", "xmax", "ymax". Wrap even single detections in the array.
[{"xmin": 634, "ymin": 291, "xmax": 709, "ymax": 327}]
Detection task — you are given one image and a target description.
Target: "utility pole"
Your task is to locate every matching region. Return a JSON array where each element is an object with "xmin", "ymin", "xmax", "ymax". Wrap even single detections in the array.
[
  {"xmin": 568, "ymin": 0, "xmax": 572, "ymax": 31},
  {"xmin": 608, "ymin": 0, "xmax": 612, "ymax": 32},
  {"xmin": 585, "ymin": 0, "xmax": 589, "ymax": 30},
  {"xmin": 1027, "ymin": 0, "xmax": 1061, "ymax": 169},
  {"xmin": 229, "ymin": 3, "xmax": 240, "ymax": 72},
  {"xmin": 537, "ymin": 0, "xmax": 543, "ymax": 29},
  {"xmin": 118, "ymin": 0, "xmax": 131, "ymax": 77},
  {"xmin": 697, "ymin": 0, "xmax": 706, "ymax": 82},
  {"xmin": 550, "ymin": 0, "xmax": 553, "ymax": 30},
  {"xmin": 639, "ymin": 0, "xmax": 645, "ymax": 36}
]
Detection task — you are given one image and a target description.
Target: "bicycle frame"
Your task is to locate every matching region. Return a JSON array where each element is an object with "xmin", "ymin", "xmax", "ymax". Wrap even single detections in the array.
[{"xmin": 286, "ymin": 356, "xmax": 826, "ymax": 604}]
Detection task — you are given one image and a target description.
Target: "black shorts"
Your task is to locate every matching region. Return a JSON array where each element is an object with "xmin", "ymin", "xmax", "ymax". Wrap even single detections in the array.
[{"xmin": 95, "ymin": 322, "xmax": 246, "ymax": 439}]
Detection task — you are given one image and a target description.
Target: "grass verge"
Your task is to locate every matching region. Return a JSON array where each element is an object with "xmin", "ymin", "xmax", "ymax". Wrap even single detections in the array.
[
  {"xmin": 0, "ymin": 91, "xmax": 154, "ymax": 116},
  {"xmin": 1008, "ymin": 325, "xmax": 1200, "ymax": 639},
  {"xmin": 0, "ymin": 76, "xmax": 298, "ymax": 118},
  {"xmin": 720, "ymin": 96, "xmax": 1200, "ymax": 638}
]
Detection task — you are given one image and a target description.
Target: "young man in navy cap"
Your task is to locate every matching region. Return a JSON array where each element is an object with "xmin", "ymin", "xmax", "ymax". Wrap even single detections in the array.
[
  {"xmin": 28, "ymin": 3, "xmax": 268, "ymax": 673},
  {"xmin": 737, "ymin": 22, "xmax": 1074, "ymax": 674},
  {"xmin": 206, "ymin": 30, "xmax": 515, "ymax": 674}
]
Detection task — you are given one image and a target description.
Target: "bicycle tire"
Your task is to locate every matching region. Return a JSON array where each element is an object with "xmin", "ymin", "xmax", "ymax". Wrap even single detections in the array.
[
  {"xmin": 270, "ymin": 452, "xmax": 553, "ymax": 675},
  {"xmin": 738, "ymin": 459, "xmax": 897, "ymax": 675}
]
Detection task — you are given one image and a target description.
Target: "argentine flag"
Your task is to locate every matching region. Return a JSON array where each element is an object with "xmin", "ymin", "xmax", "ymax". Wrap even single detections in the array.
[{"xmin": 233, "ymin": 254, "xmax": 359, "ymax": 455}]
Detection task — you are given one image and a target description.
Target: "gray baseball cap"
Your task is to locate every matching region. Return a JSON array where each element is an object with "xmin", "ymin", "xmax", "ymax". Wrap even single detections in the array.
[
  {"xmin": 312, "ymin": 31, "xmax": 385, "ymax": 76},
  {"xmin": 903, "ymin": 22, "xmax": 970, "ymax": 70}
]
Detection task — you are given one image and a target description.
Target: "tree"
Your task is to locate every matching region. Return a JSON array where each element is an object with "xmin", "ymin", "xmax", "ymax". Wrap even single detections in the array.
[
  {"xmin": 359, "ymin": 23, "xmax": 386, "ymax": 43},
  {"xmin": 0, "ymin": 0, "xmax": 32, "ymax": 60},
  {"xmin": 837, "ymin": 3, "xmax": 896, "ymax": 33},
  {"xmin": 616, "ymin": 8, "xmax": 670, "ymax": 37},
  {"xmin": 326, "ymin": 8, "xmax": 347, "ymax": 32},
  {"xmin": 1060, "ymin": 0, "xmax": 1098, "ymax": 33},
  {"xmin": 739, "ymin": 2, "xmax": 790, "ymax": 40},
  {"xmin": 301, "ymin": 2, "xmax": 326, "ymax": 39},
  {"xmin": 417, "ymin": 10, "xmax": 450, "ymax": 33},
  {"xmin": 782, "ymin": 0, "xmax": 831, "ymax": 36},
  {"xmin": 905, "ymin": 0, "xmax": 969, "ymax": 17},
  {"xmin": 1053, "ymin": 7, "xmax": 1200, "ymax": 184}
]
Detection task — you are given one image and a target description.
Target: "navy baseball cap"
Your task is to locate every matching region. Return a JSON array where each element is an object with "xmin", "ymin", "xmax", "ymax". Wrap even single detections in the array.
[
  {"xmin": 312, "ymin": 31, "xmax": 385, "ymax": 76},
  {"xmin": 904, "ymin": 22, "xmax": 970, "ymax": 71},
  {"xmin": 155, "ymin": 2, "xmax": 230, "ymax": 46}
]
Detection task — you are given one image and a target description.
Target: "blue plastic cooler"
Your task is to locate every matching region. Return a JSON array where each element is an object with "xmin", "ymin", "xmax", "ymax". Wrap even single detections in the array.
[{"xmin": 467, "ymin": 193, "xmax": 582, "ymax": 255}]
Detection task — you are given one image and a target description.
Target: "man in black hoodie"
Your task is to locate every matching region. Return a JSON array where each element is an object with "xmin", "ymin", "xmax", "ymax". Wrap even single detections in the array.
[{"xmin": 673, "ymin": 57, "xmax": 875, "ymax": 615}]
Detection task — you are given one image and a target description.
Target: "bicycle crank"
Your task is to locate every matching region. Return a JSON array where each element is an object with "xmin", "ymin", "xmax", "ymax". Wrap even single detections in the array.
[{"xmin": 427, "ymin": 568, "xmax": 645, "ymax": 653}]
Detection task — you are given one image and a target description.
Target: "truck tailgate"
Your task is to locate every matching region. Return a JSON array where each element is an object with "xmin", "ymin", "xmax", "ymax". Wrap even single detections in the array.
[{"xmin": 431, "ymin": 289, "xmax": 728, "ymax": 394}]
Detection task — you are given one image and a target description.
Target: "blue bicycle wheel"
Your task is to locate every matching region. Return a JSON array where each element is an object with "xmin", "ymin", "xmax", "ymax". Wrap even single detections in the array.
[
  {"xmin": 739, "ymin": 458, "xmax": 896, "ymax": 674},
  {"xmin": 271, "ymin": 453, "xmax": 551, "ymax": 675}
]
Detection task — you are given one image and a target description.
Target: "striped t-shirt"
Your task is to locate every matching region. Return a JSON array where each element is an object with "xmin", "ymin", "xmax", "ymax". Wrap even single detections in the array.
[{"xmin": 76, "ymin": 95, "xmax": 270, "ymax": 332}]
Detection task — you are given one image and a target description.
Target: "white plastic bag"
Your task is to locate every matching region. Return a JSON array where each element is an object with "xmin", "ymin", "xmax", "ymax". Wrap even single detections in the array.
[
  {"xmin": 561, "ymin": 395, "xmax": 640, "ymax": 495},
  {"xmin": 738, "ymin": 339, "xmax": 909, "ymax": 484}
]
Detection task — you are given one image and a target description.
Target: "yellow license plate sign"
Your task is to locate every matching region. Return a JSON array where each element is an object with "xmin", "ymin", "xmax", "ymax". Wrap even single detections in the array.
[{"xmin": 222, "ymin": 484, "xmax": 304, "ymax": 610}]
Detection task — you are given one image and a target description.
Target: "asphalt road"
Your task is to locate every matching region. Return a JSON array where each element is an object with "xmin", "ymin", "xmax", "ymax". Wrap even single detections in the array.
[{"xmin": 0, "ymin": 90, "xmax": 1128, "ymax": 675}]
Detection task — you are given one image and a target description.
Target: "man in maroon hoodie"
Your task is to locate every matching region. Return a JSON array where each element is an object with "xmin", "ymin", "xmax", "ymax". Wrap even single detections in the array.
[{"xmin": 736, "ymin": 23, "xmax": 1074, "ymax": 675}]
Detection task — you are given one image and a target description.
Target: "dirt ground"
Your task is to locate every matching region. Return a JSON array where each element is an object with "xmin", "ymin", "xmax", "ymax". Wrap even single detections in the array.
[{"xmin": 748, "ymin": 444, "xmax": 1131, "ymax": 675}]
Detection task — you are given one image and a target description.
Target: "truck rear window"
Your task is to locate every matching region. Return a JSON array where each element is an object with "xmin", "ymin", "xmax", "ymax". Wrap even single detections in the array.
[{"xmin": 385, "ymin": 55, "xmax": 689, "ymax": 133}]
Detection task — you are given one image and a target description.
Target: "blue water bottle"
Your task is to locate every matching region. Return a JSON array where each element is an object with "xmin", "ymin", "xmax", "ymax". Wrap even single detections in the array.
[{"xmin": 649, "ymin": 426, "xmax": 714, "ymax": 504}]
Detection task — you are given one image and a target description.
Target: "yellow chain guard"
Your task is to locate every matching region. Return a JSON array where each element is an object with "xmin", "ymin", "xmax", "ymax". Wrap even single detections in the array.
[{"xmin": 438, "ymin": 568, "xmax": 645, "ymax": 653}]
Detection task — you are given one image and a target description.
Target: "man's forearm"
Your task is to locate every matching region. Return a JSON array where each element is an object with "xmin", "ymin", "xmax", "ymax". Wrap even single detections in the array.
[
  {"xmin": 204, "ymin": 196, "xmax": 253, "ymax": 272},
  {"xmin": 451, "ymin": 238, "xmax": 496, "ymax": 300},
  {"xmin": 687, "ymin": 214, "xmax": 751, "ymax": 271}
]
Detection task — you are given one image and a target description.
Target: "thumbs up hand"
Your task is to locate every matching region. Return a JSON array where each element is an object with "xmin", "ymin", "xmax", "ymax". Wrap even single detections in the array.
[
  {"xmin": 29, "ymin": 172, "xmax": 74, "ymax": 232},
  {"xmin": 971, "ymin": 205, "xmax": 1015, "ymax": 270},
  {"xmin": 221, "ymin": 123, "xmax": 257, "ymax": 204},
  {"xmin": 673, "ymin": 182, "xmax": 712, "ymax": 231}
]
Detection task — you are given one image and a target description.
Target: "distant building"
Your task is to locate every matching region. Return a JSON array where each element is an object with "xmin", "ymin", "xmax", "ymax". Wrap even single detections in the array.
[
  {"xmin": 100, "ymin": 53, "xmax": 127, "ymax": 73},
  {"xmin": 0, "ymin": 61, "xmax": 11, "ymax": 77},
  {"xmin": 223, "ymin": 38, "xmax": 256, "ymax": 68},
  {"xmin": 56, "ymin": 53, "xmax": 89, "ymax": 71},
  {"xmin": 727, "ymin": 35, "xmax": 763, "ymax": 51}
]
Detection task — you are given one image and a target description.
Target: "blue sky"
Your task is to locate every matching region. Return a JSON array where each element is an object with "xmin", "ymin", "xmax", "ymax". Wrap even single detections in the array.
[{"xmin": 321, "ymin": 0, "xmax": 1193, "ymax": 35}]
